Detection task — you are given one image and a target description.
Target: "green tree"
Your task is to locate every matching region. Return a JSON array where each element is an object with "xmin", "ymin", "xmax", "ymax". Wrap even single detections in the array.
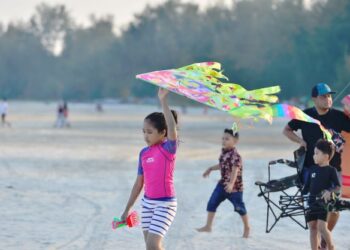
[{"xmin": 30, "ymin": 3, "xmax": 74, "ymax": 55}]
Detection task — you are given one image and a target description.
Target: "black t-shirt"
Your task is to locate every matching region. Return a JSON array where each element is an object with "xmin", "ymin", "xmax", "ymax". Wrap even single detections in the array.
[
  {"xmin": 302, "ymin": 165, "xmax": 340, "ymax": 197},
  {"xmin": 288, "ymin": 107, "xmax": 350, "ymax": 171}
]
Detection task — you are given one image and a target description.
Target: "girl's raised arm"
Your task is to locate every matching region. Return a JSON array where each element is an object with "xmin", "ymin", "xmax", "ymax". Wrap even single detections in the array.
[{"xmin": 158, "ymin": 88, "xmax": 177, "ymax": 141}]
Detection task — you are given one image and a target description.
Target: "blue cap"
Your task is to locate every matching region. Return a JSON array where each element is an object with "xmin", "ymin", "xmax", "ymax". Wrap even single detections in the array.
[{"xmin": 311, "ymin": 83, "xmax": 336, "ymax": 97}]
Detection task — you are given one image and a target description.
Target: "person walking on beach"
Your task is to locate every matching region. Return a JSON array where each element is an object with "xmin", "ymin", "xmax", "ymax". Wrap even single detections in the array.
[
  {"xmin": 62, "ymin": 101, "xmax": 71, "ymax": 127},
  {"xmin": 0, "ymin": 98, "xmax": 11, "ymax": 127},
  {"xmin": 121, "ymin": 88, "xmax": 179, "ymax": 250},
  {"xmin": 55, "ymin": 102, "xmax": 65, "ymax": 128},
  {"xmin": 196, "ymin": 128, "xmax": 250, "ymax": 238},
  {"xmin": 283, "ymin": 83, "xmax": 350, "ymax": 246},
  {"xmin": 55, "ymin": 101, "xmax": 70, "ymax": 128}
]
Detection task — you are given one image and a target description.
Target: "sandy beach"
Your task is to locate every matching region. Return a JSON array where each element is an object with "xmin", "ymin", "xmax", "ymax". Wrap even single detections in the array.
[{"xmin": 1, "ymin": 102, "xmax": 349, "ymax": 250}]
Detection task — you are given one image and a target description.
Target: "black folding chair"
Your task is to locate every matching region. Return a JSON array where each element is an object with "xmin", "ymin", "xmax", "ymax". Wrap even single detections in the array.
[{"xmin": 255, "ymin": 147, "xmax": 308, "ymax": 233}]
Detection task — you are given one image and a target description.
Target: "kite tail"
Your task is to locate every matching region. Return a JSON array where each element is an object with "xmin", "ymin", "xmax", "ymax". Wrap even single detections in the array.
[
  {"xmin": 245, "ymin": 86, "xmax": 281, "ymax": 103},
  {"xmin": 216, "ymin": 84, "xmax": 280, "ymax": 103},
  {"xmin": 270, "ymin": 104, "xmax": 332, "ymax": 141},
  {"xmin": 228, "ymin": 105, "xmax": 273, "ymax": 123}
]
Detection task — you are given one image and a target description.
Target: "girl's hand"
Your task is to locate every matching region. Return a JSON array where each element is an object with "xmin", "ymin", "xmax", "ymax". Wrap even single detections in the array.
[
  {"xmin": 158, "ymin": 88, "xmax": 169, "ymax": 101},
  {"xmin": 203, "ymin": 168, "xmax": 211, "ymax": 178},
  {"xmin": 120, "ymin": 210, "xmax": 129, "ymax": 221}
]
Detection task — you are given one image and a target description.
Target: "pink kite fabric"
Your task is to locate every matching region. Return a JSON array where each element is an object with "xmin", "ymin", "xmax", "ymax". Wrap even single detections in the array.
[
  {"xmin": 136, "ymin": 62, "xmax": 280, "ymax": 121},
  {"xmin": 136, "ymin": 62, "xmax": 332, "ymax": 140}
]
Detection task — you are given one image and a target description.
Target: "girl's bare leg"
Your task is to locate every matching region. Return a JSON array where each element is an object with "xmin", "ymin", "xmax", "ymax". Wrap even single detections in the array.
[{"xmin": 146, "ymin": 232, "xmax": 164, "ymax": 250}]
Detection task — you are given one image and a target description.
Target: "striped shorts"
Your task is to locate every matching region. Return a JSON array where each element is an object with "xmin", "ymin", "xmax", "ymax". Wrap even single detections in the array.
[{"xmin": 141, "ymin": 197, "xmax": 177, "ymax": 237}]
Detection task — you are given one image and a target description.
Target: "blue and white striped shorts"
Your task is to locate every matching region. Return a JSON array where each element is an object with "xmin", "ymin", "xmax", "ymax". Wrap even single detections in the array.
[{"xmin": 141, "ymin": 197, "xmax": 177, "ymax": 237}]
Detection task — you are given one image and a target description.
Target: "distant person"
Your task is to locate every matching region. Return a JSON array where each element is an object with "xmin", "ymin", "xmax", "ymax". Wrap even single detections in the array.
[
  {"xmin": 96, "ymin": 102, "xmax": 103, "ymax": 112},
  {"xmin": 62, "ymin": 101, "xmax": 70, "ymax": 127},
  {"xmin": 283, "ymin": 83, "xmax": 350, "ymax": 244},
  {"xmin": 196, "ymin": 128, "xmax": 250, "ymax": 238},
  {"xmin": 301, "ymin": 140, "xmax": 340, "ymax": 250},
  {"xmin": 54, "ymin": 101, "xmax": 70, "ymax": 128},
  {"xmin": 54, "ymin": 102, "xmax": 65, "ymax": 128},
  {"xmin": 121, "ymin": 88, "xmax": 179, "ymax": 250},
  {"xmin": 0, "ymin": 98, "xmax": 11, "ymax": 127}
]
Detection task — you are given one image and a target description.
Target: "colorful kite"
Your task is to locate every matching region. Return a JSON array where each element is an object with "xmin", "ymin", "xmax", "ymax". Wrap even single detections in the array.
[
  {"xmin": 136, "ymin": 62, "xmax": 332, "ymax": 140},
  {"xmin": 136, "ymin": 62, "xmax": 280, "ymax": 121}
]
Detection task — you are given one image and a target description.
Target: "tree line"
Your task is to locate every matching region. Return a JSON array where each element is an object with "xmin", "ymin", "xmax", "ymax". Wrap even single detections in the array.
[{"xmin": 0, "ymin": 0, "xmax": 349, "ymax": 102}]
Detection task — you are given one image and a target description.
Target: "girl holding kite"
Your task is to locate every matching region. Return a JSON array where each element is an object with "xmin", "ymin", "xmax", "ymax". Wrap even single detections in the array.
[{"xmin": 121, "ymin": 88, "xmax": 178, "ymax": 250}]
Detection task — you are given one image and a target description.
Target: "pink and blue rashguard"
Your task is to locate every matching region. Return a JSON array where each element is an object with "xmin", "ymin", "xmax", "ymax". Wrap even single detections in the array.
[
  {"xmin": 138, "ymin": 140, "xmax": 177, "ymax": 199},
  {"xmin": 137, "ymin": 140, "xmax": 178, "ymax": 237}
]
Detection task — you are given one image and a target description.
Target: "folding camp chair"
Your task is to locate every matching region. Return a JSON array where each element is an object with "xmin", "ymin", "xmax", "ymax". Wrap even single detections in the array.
[{"xmin": 255, "ymin": 147, "xmax": 308, "ymax": 233}]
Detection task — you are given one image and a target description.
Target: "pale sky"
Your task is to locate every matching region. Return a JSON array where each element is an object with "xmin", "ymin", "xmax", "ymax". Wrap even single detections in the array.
[
  {"xmin": 0, "ymin": 0, "xmax": 234, "ymax": 29},
  {"xmin": 0, "ymin": 0, "xmax": 316, "ymax": 32},
  {"xmin": 0, "ymin": 0, "xmax": 316, "ymax": 29}
]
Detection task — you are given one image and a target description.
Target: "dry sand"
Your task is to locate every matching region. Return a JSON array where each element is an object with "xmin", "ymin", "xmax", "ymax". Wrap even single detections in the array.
[{"xmin": 0, "ymin": 102, "xmax": 349, "ymax": 250}]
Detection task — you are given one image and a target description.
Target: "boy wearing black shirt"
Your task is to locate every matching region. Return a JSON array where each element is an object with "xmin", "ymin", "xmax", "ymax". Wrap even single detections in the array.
[{"xmin": 302, "ymin": 140, "xmax": 340, "ymax": 250}]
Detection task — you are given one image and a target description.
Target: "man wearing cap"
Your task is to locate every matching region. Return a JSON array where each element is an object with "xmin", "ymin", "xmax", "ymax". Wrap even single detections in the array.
[{"xmin": 283, "ymin": 83, "xmax": 350, "ymax": 237}]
